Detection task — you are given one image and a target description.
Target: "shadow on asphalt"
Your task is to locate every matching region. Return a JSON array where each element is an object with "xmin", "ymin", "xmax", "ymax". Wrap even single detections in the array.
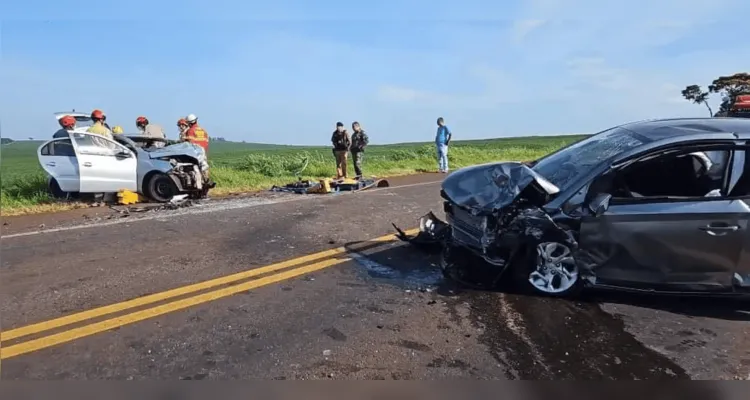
[
  {"xmin": 581, "ymin": 290, "xmax": 750, "ymax": 322},
  {"xmin": 345, "ymin": 237, "xmax": 750, "ymax": 322}
]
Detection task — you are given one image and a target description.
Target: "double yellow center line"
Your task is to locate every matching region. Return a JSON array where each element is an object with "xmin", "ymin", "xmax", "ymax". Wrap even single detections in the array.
[{"xmin": 0, "ymin": 229, "xmax": 417, "ymax": 360}]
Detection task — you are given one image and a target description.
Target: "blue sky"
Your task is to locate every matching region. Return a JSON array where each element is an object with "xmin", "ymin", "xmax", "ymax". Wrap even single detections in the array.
[{"xmin": 1, "ymin": 0, "xmax": 748, "ymax": 145}]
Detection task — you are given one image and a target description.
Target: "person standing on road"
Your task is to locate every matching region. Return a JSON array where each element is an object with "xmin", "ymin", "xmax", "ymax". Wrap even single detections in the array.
[
  {"xmin": 183, "ymin": 114, "xmax": 210, "ymax": 154},
  {"xmin": 53, "ymin": 115, "xmax": 77, "ymax": 138},
  {"xmin": 87, "ymin": 109, "xmax": 113, "ymax": 139},
  {"xmin": 350, "ymin": 121, "xmax": 369, "ymax": 178},
  {"xmin": 435, "ymin": 117, "xmax": 452, "ymax": 173},
  {"xmin": 331, "ymin": 122, "xmax": 351, "ymax": 179}
]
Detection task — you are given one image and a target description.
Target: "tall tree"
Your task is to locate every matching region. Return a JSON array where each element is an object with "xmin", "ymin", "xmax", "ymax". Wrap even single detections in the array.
[
  {"xmin": 709, "ymin": 73, "xmax": 750, "ymax": 116},
  {"xmin": 681, "ymin": 85, "xmax": 713, "ymax": 116}
]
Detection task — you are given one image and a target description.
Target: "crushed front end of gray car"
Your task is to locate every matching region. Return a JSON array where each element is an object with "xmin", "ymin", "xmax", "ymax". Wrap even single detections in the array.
[{"xmin": 394, "ymin": 162, "xmax": 580, "ymax": 291}]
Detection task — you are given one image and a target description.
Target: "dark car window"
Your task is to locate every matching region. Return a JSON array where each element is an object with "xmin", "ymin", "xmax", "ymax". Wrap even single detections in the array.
[
  {"xmin": 611, "ymin": 149, "xmax": 732, "ymax": 199},
  {"xmin": 532, "ymin": 127, "xmax": 647, "ymax": 190},
  {"xmin": 41, "ymin": 139, "xmax": 76, "ymax": 157}
]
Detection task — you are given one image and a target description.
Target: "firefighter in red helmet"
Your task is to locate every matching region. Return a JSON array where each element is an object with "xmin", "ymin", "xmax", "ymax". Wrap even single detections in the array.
[
  {"xmin": 136, "ymin": 115, "xmax": 165, "ymax": 139},
  {"xmin": 53, "ymin": 115, "xmax": 77, "ymax": 138},
  {"xmin": 86, "ymin": 109, "xmax": 113, "ymax": 139}
]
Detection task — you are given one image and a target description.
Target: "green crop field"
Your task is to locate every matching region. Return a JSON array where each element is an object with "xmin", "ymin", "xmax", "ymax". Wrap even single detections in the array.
[{"xmin": 0, "ymin": 135, "xmax": 587, "ymax": 216}]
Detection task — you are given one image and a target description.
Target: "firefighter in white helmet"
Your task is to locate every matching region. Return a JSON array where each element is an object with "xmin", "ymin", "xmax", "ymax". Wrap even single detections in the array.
[{"xmin": 183, "ymin": 114, "xmax": 209, "ymax": 154}]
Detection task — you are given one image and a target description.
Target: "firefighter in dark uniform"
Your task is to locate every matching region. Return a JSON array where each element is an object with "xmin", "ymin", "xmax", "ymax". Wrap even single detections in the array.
[{"xmin": 350, "ymin": 121, "xmax": 369, "ymax": 177}]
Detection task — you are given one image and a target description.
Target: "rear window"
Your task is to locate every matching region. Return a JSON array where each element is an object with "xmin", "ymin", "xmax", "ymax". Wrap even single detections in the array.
[
  {"xmin": 74, "ymin": 116, "xmax": 93, "ymax": 128},
  {"xmin": 41, "ymin": 139, "xmax": 76, "ymax": 157}
]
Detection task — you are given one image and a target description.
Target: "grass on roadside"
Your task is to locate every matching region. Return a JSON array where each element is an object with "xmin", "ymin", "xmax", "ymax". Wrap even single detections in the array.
[{"xmin": 1, "ymin": 137, "xmax": 584, "ymax": 216}]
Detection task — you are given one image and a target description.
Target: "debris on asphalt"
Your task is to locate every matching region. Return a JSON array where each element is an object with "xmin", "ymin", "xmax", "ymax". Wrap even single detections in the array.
[
  {"xmin": 393, "ymin": 211, "xmax": 450, "ymax": 253},
  {"xmin": 271, "ymin": 177, "xmax": 389, "ymax": 195},
  {"xmin": 107, "ymin": 197, "xmax": 197, "ymax": 216},
  {"xmin": 170, "ymin": 194, "xmax": 189, "ymax": 203},
  {"xmin": 322, "ymin": 349, "xmax": 332, "ymax": 356}
]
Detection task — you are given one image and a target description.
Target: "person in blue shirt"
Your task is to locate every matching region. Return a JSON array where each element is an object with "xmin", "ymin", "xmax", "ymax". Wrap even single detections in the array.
[{"xmin": 435, "ymin": 117, "xmax": 452, "ymax": 173}]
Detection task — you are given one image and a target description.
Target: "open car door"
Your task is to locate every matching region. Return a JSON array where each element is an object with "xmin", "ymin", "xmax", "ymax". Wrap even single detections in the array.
[
  {"xmin": 37, "ymin": 138, "xmax": 81, "ymax": 192},
  {"xmin": 68, "ymin": 132, "xmax": 138, "ymax": 192}
]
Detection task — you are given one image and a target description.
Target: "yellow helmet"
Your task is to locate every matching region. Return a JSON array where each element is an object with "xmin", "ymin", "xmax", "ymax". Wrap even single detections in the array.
[{"xmin": 112, "ymin": 125, "xmax": 124, "ymax": 134}]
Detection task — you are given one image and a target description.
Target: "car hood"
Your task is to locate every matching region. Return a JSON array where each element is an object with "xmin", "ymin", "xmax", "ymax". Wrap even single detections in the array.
[
  {"xmin": 441, "ymin": 161, "xmax": 560, "ymax": 214},
  {"xmin": 147, "ymin": 142, "xmax": 205, "ymax": 160}
]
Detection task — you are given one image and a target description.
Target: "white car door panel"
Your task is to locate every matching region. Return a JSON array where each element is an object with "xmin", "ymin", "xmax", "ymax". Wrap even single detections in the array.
[
  {"xmin": 70, "ymin": 133, "xmax": 137, "ymax": 192},
  {"xmin": 38, "ymin": 139, "xmax": 80, "ymax": 192}
]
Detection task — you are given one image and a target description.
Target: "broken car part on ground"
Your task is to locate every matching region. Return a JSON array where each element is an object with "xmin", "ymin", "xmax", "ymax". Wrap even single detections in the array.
[
  {"xmin": 395, "ymin": 117, "xmax": 750, "ymax": 298},
  {"xmin": 271, "ymin": 177, "xmax": 389, "ymax": 194}
]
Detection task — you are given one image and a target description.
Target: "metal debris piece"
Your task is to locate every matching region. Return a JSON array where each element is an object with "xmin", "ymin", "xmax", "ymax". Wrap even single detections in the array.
[
  {"xmin": 170, "ymin": 194, "xmax": 189, "ymax": 203},
  {"xmin": 393, "ymin": 211, "xmax": 450, "ymax": 252}
]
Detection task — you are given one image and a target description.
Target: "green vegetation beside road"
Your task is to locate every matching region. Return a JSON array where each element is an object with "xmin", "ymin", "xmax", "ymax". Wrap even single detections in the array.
[{"xmin": 0, "ymin": 135, "xmax": 585, "ymax": 216}]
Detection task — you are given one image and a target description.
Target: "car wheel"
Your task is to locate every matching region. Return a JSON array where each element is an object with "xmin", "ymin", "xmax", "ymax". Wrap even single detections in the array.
[
  {"xmin": 145, "ymin": 173, "xmax": 178, "ymax": 203},
  {"xmin": 521, "ymin": 241, "xmax": 582, "ymax": 297},
  {"xmin": 48, "ymin": 179, "xmax": 69, "ymax": 199}
]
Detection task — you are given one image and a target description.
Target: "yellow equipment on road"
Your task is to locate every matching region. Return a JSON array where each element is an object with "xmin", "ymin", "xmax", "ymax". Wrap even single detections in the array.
[{"xmin": 117, "ymin": 189, "xmax": 140, "ymax": 205}]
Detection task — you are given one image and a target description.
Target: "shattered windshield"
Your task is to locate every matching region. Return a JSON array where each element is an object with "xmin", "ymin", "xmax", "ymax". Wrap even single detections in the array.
[{"xmin": 531, "ymin": 127, "xmax": 647, "ymax": 190}]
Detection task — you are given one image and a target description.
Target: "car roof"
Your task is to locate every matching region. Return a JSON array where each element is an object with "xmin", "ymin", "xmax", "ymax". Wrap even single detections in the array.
[
  {"xmin": 617, "ymin": 117, "xmax": 750, "ymax": 141},
  {"xmin": 54, "ymin": 111, "xmax": 90, "ymax": 120}
]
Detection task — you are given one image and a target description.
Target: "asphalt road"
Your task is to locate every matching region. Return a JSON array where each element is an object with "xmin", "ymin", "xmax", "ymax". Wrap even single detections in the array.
[{"xmin": 2, "ymin": 173, "xmax": 750, "ymax": 380}]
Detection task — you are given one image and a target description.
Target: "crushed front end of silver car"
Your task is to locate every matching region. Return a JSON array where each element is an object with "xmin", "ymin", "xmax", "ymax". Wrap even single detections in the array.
[
  {"xmin": 394, "ymin": 162, "xmax": 580, "ymax": 291},
  {"xmin": 146, "ymin": 142, "xmax": 216, "ymax": 199}
]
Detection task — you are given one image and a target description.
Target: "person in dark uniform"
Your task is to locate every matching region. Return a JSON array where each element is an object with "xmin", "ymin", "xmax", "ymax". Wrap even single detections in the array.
[
  {"xmin": 331, "ymin": 122, "xmax": 351, "ymax": 178},
  {"xmin": 350, "ymin": 121, "xmax": 369, "ymax": 177}
]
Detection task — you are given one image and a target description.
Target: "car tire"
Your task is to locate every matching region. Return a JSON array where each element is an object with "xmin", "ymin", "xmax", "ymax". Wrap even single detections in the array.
[
  {"xmin": 515, "ymin": 242, "xmax": 582, "ymax": 298},
  {"xmin": 144, "ymin": 173, "xmax": 178, "ymax": 203},
  {"xmin": 48, "ymin": 179, "xmax": 69, "ymax": 199}
]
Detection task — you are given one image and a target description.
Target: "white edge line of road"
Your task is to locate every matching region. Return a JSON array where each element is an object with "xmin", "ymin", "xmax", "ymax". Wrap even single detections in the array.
[{"xmin": 0, "ymin": 179, "xmax": 442, "ymax": 240}]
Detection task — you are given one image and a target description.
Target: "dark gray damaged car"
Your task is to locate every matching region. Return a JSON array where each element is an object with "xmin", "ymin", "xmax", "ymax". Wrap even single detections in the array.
[{"xmin": 395, "ymin": 118, "xmax": 750, "ymax": 297}]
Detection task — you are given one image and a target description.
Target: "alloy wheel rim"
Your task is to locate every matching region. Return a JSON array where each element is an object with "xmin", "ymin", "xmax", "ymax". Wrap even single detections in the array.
[{"xmin": 528, "ymin": 242, "xmax": 578, "ymax": 294}]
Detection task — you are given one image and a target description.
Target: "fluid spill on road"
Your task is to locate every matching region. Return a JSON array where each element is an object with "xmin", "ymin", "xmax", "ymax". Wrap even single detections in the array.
[
  {"xmin": 349, "ymin": 240, "xmax": 691, "ymax": 379},
  {"xmin": 346, "ymin": 242, "xmax": 443, "ymax": 288},
  {"xmin": 462, "ymin": 290, "xmax": 689, "ymax": 379}
]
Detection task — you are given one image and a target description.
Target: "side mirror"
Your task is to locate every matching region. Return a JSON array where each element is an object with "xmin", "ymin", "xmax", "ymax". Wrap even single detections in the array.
[
  {"xmin": 115, "ymin": 151, "xmax": 133, "ymax": 159},
  {"xmin": 588, "ymin": 193, "xmax": 612, "ymax": 217}
]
